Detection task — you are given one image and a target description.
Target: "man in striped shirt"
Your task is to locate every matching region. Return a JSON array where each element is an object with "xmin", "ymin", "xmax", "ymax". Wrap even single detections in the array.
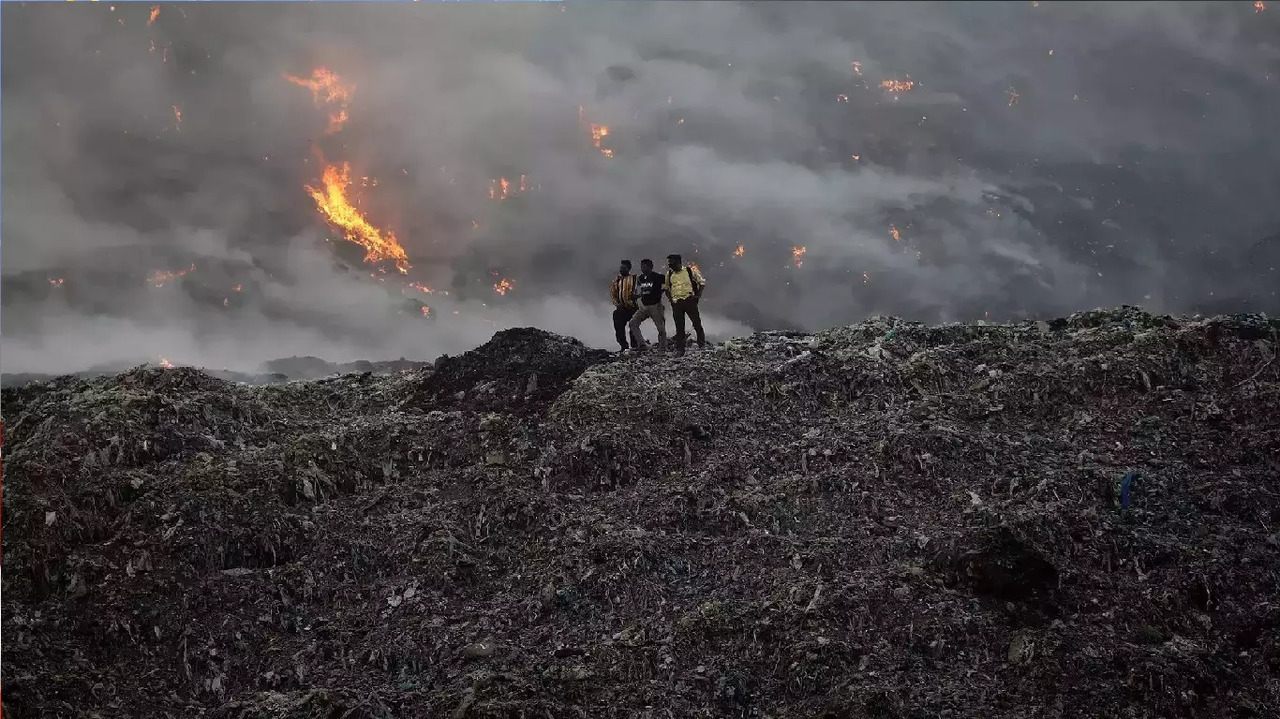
[{"xmin": 609, "ymin": 260, "xmax": 639, "ymax": 352}]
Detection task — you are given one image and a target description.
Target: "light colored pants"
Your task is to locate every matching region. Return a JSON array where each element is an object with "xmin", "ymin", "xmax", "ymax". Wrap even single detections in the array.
[{"xmin": 628, "ymin": 302, "xmax": 667, "ymax": 348}]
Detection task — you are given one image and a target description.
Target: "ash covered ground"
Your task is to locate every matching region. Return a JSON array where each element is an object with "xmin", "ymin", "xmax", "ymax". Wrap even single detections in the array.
[{"xmin": 3, "ymin": 308, "xmax": 1279, "ymax": 718}]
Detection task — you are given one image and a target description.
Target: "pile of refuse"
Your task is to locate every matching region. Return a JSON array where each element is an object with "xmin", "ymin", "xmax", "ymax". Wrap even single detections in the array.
[{"xmin": 3, "ymin": 307, "xmax": 1278, "ymax": 718}]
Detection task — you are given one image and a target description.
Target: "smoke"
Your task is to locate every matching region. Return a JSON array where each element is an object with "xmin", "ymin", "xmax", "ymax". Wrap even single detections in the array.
[{"xmin": 3, "ymin": 2, "xmax": 1277, "ymax": 374}]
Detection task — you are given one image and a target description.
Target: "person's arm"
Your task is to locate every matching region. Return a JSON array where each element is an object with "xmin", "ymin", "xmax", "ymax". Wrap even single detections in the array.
[
  {"xmin": 663, "ymin": 273, "xmax": 672, "ymax": 303},
  {"xmin": 692, "ymin": 267, "xmax": 706, "ymax": 298},
  {"xmin": 609, "ymin": 278, "xmax": 619, "ymax": 306}
]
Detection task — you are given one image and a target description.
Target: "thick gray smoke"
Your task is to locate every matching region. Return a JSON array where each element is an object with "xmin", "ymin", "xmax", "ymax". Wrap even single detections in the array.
[{"xmin": 3, "ymin": 1, "xmax": 1278, "ymax": 375}]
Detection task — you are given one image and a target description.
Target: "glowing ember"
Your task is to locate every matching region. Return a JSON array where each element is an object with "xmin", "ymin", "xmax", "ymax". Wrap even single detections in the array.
[
  {"xmin": 489, "ymin": 177, "xmax": 512, "ymax": 200},
  {"xmin": 1256, "ymin": 0, "xmax": 1266, "ymax": 11},
  {"xmin": 285, "ymin": 67, "xmax": 352, "ymax": 133},
  {"xmin": 172, "ymin": 105, "xmax": 182, "ymax": 129},
  {"xmin": 148, "ymin": 263, "xmax": 195, "ymax": 288},
  {"xmin": 590, "ymin": 124, "xmax": 613, "ymax": 157},
  {"xmin": 159, "ymin": 358, "xmax": 174, "ymax": 369},
  {"xmin": 836, "ymin": 93, "xmax": 850, "ymax": 103},
  {"xmin": 306, "ymin": 161, "xmax": 411, "ymax": 273},
  {"xmin": 851, "ymin": 154, "xmax": 862, "ymax": 162},
  {"xmin": 148, "ymin": 5, "xmax": 160, "ymax": 25},
  {"xmin": 851, "ymin": 61, "xmax": 863, "ymax": 76},
  {"xmin": 48, "ymin": 277, "xmax": 65, "ymax": 287},
  {"xmin": 733, "ymin": 244, "xmax": 745, "ymax": 257},
  {"xmin": 232, "ymin": 283, "xmax": 243, "ymax": 292},
  {"xmin": 880, "ymin": 78, "xmax": 915, "ymax": 94},
  {"xmin": 408, "ymin": 281, "xmax": 434, "ymax": 295},
  {"xmin": 1006, "ymin": 87, "xmax": 1020, "ymax": 106},
  {"xmin": 493, "ymin": 278, "xmax": 514, "ymax": 295},
  {"xmin": 420, "ymin": 305, "xmax": 431, "ymax": 317},
  {"xmin": 792, "ymin": 246, "xmax": 807, "ymax": 268},
  {"xmin": 889, "ymin": 224, "xmax": 901, "ymax": 242}
]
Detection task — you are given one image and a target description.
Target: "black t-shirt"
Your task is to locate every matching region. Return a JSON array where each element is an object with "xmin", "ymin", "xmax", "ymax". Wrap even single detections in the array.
[{"xmin": 636, "ymin": 270, "xmax": 665, "ymax": 305}]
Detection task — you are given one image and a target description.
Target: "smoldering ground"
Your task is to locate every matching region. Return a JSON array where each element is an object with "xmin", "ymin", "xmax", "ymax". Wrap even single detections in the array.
[{"xmin": 2, "ymin": 1, "xmax": 1277, "ymax": 375}]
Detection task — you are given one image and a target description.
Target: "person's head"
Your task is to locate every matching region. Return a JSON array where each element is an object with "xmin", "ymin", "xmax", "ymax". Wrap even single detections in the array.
[
  {"xmin": 640, "ymin": 258, "xmax": 654, "ymax": 272},
  {"xmin": 666, "ymin": 254, "xmax": 682, "ymax": 270},
  {"xmin": 618, "ymin": 259, "xmax": 632, "ymax": 276}
]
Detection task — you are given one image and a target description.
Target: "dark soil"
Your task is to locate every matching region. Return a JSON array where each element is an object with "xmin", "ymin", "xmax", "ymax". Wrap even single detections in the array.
[{"xmin": 3, "ymin": 308, "xmax": 1279, "ymax": 718}]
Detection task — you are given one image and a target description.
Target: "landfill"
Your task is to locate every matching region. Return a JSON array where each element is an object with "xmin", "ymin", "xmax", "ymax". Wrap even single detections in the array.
[{"xmin": 2, "ymin": 307, "xmax": 1278, "ymax": 718}]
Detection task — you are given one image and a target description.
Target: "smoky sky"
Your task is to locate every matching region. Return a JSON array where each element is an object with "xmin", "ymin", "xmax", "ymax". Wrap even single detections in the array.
[{"xmin": 2, "ymin": 1, "xmax": 1278, "ymax": 375}]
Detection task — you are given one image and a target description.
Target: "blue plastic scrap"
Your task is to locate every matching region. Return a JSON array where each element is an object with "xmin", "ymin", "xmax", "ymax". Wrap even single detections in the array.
[{"xmin": 1119, "ymin": 471, "xmax": 1139, "ymax": 509}]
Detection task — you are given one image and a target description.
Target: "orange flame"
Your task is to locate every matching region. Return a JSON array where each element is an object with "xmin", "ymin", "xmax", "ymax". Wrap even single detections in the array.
[
  {"xmin": 1256, "ymin": 0, "xmax": 1266, "ymax": 11},
  {"xmin": 306, "ymin": 160, "xmax": 411, "ymax": 273},
  {"xmin": 148, "ymin": 263, "xmax": 195, "ymax": 288},
  {"xmin": 889, "ymin": 224, "xmax": 901, "ymax": 242},
  {"xmin": 172, "ymin": 105, "xmax": 182, "ymax": 129},
  {"xmin": 880, "ymin": 78, "xmax": 915, "ymax": 94},
  {"xmin": 420, "ymin": 305, "xmax": 431, "ymax": 317},
  {"xmin": 733, "ymin": 244, "xmax": 745, "ymax": 257},
  {"xmin": 285, "ymin": 67, "xmax": 352, "ymax": 133},
  {"xmin": 159, "ymin": 357, "xmax": 174, "ymax": 369},
  {"xmin": 148, "ymin": 5, "xmax": 159, "ymax": 26},
  {"xmin": 408, "ymin": 281, "xmax": 434, "ymax": 295},
  {"xmin": 792, "ymin": 246, "xmax": 807, "ymax": 268},
  {"xmin": 494, "ymin": 278, "xmax": 514, "ymax": 295},
  {"xmin": 590, "ymin": 124, "xmax": 613, "ymax": 157},
  {"xmin": 232, "ymin": 283, "xmax": 243, "ymax": 292}
]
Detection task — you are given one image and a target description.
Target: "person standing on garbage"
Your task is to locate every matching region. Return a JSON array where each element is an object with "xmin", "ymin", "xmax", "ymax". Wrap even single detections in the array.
[
  {"xmin": 609, "ymin": 259, "xmax": 639, "ymax": 352},
  {"xmin": 627, "ymin": 258, "xmax": 668, "ymax": 352},
  {"xmin": 664, "ymin": 253, "xmax": 706, "ymax": 356}
]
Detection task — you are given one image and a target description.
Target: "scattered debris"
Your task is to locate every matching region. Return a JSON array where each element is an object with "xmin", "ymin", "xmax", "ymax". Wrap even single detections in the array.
[{"xmin": 3, "ymin": 309, "xmax": 1279, "ymax": 717}]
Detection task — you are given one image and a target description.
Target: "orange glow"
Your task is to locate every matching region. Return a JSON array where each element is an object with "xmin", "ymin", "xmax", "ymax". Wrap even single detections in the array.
[
  {"xmin": 851, "ymin": 61, "xmax": 863, "ymax": 76},
  {"xmin": 408, "ymin": 281, "xmax": 434, "ymax": 295},
  {"xmin": 148, "ymin": 263, "xmax": 195, "ymax": 288},
  {"xmin": 148, "ymin": 5, "xmax": 159, "ymax": 25},
  {"xmin": 420, "ymin": 305, "xmax": 431, "ymax": 317},
  {"xmin": 232, "ymin": 283, "xmax": 243, "ymax": 292},
  {"xmin": 494, "ymin": 278, "xmax": 514, "ymax": 295},
  {"xmin": 285, "ymin": 67, "xmax": 352, "ymax": 133},
  {"xmin": 1256, "ymin": 0, "xmax": 1266, "ymax": 11},
  {"xmin": 733, "ymin": 244, "xmax": 745, "ymax": 257},
  {"xmin": 159, "ymin": 358, "xmax": 174, "ymax": 369},
  {"xmin": 880, "ymin": 78, "xmax": 915, "ymax": 94},
  {"xmin": 172, "ymin": 105, "xmax": 182, "ymax": 129},
  {"xmin": 791, "ymin": 246, "xmax": 807, "ymax": 268},
  {"xmin": 306, "ymin": 160, "xmax": 411, "ymax": 274},
  {"xmin": 889, "ymin": 224, "xmax": 901, "ymax": 242}
]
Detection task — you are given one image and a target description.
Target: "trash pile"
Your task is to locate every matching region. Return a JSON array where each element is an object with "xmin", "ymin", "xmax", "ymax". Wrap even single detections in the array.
[{"xmin": 3, "ymin": 307, "xmax": 1278, "ymax": 718}]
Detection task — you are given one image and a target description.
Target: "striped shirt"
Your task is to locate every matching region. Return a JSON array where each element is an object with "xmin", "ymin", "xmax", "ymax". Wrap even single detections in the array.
[{"xmin": 610, "ymin": 274, "xmax": 637, "ymax": 308}]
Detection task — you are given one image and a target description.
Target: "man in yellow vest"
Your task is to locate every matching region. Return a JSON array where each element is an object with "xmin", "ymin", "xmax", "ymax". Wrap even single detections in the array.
[
  {"xmin": 664, "ymin": 253, "xmax": 706, "ymax": 356},
  {"xmin": 609, "ymin": 259, "xmax": 639, "ymax": 352}
]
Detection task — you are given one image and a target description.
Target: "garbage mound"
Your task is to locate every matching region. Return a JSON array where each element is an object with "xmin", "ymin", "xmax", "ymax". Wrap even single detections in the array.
[
  {"xmin": 3, "ymin": 307, "xmax": 1279, "ymax": 719},
  {"xmin": 410, "ymin": 326, "xmax": 613, "ymax": 413}
]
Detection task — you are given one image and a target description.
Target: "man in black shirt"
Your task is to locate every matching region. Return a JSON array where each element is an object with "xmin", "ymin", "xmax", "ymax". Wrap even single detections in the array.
[{"xmin": 627, "ymin": 258, "xmax": 668, "ymax": 352}]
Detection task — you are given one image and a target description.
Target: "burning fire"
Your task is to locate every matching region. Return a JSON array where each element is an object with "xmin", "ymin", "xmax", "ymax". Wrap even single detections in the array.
[
  {"xmin": 408, "ymin": 281, "xmax": 434, "ymax": 295},
  {"xmin": 1006, "ymin": 87, "xmax": 1020, "ymax": 106},
  {"xmin": 289, "ymin": 67, "xmax": 412, "ymax": 275},
  {"xmin": 148, "ymin": 263, "xmax": 195, "ymax": 288},
  {"xmin": 493, "ymin": 278, "xmax": 514, "ymax": 295},
  {"xmin": 148, "ymin": 5, "xmax": 160, "ymax": 26},
  {"xmin": 233, "ymin": 283, "xmax": 243, "ymax": 292},
  {"xmin": 420, "ymin": 305, "xmax": 431, "ymax": 317},
  {"xmin": 836, "ymin": 94, "xmax": 850, "ymax": 103},
  {"xmin": 733, "ymin": 244, "xmax": 745, "ymax": 257},
  {"xmin": 889, "ymin": 224, "xmax": 902, "ymax": 242},
  {"xmin": 285, "ymin": 67, "xmax": 352, "ymax": 134},
  {"xmin": 172, "ymin": 105, "xmax": 182, "ymax": 129},
  {"xmin": 851, "ymin": 61, "xmax": 863, "ymax": 76},
  {"xmin": 590, "ymin": 124, "xmax": 613, "ymax": 158},
  {"xmin": 1257, "ymin": 0, "xmax": 1266, "ymax": 11},
  {"xmin": 306, "ymin": 161, "xmax": 411, "ymax": 273},
  {"xmin": 792, "ymin": 246, "xmax": 807, "ymax": 268},
  {"xmin": 159, "ymin": 358, "xmax": 174, "ymax": 369},
  {"xmin": 49, "ymin": 277, "xmax": 65, "ymax": 287},
  {"xmin": 880, "ymin": 78, "xmax": 915, "ymax": 94}
]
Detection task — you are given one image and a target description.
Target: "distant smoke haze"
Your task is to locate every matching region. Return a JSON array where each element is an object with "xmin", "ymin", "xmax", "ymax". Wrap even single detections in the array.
[{"xmin": 2, "ymin": 2, "xmax": 1277, "ymax": 375}]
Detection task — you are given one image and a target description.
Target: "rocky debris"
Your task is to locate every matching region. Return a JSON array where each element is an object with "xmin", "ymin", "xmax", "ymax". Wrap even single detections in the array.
[
  {"xmin": 3, "ymin": 309, "xmax": 1279, "ymax": 718},
  {"xmin": 409, "ymin": 326, "xmax": 612, "ymax": 414}
]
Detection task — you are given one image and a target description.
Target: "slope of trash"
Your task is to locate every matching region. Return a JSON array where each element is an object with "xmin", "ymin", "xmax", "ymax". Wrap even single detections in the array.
[{"xmin": 3, "ymin": 307, "xmax": 1278, "ymax": 719}]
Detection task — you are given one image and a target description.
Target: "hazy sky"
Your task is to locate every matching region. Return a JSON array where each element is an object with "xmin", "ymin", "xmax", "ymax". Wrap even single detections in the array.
[{"xmin": 3, "ymin": 1, "xmax": 1278, "ymax": 374}]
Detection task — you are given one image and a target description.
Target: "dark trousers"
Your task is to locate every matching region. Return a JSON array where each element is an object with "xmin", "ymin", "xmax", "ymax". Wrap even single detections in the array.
[
  {"xmin": 612, "ymin": 306, "xmax": 637, "ymax": 349},
  {"xmin": 671, "ymin": 297, "xmax": 705, "ymax": 352}
]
